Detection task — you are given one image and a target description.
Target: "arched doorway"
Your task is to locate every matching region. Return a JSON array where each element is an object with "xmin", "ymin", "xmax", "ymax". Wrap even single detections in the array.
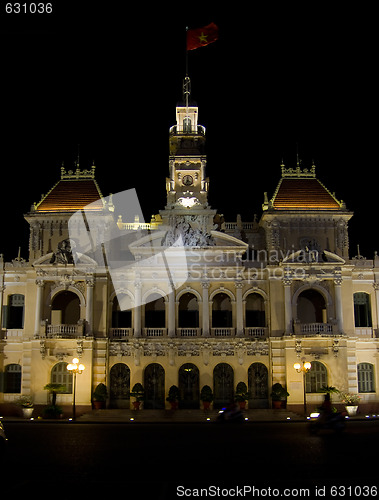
[
  {"xmin": 178, "ymin": 293, "xmax": 199, "ymax": 328},
  {"xmin": 109, "ymin": 363, "xmax": 130, "ymax": 408},
  {"xmin": 112, "ymin": 294, "xmax": 132, "ymax": 328},
  {"xmin": 213, "ymin": 363, "xmax": 234, "ymax": 408},
  {"xmin": 212, "ymin": 293, "xmax": 233, "ymax": 328},
  {"xmin": 297, "ymin": 289, "xmax": 326, "ymax": 324},
  {"xmin": 144, "ymin": 363, "xmax": 165, "ymax": 409},
  {"xmin": 245, "ymin": 293, "xmax": 265, "ymax": 327},
  {"xmin": 51, "ymin": 291, "xmax": 80, "ymax": 324},
  {"xmin": 145, "ymin": 294, "xmax": 166, "ymax": 328},
  {"xmin": 248, "ymin": 363, "xmax": 269, "ymax": 408},
  {"xmin": 178, "ymin": 363, "xmax": 200, "ymax": 409}
]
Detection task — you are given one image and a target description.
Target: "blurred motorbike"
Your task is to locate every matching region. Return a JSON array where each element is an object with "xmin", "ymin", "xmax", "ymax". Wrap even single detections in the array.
[
  {"xmin": 216, "ymin": 402, "xmax": 245, "ymax": 424},
  {"xmin": 309, "ymin": 411, "xmax": 346, "ymax": 434}
]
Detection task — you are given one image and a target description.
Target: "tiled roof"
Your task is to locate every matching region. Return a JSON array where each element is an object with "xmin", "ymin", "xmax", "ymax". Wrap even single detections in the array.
[
  {"xmin": 272, "ymin": 178, "xmax": 341, "ymax": 210},
  {"xmin": 35, "ymin": 178, "xmax": 103, "ymax": 212}
]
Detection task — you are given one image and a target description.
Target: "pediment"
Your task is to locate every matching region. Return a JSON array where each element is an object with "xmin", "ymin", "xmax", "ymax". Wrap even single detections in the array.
[{"xmin": 282, "ymin": 249, "xmax": 345, "ymax": 264}]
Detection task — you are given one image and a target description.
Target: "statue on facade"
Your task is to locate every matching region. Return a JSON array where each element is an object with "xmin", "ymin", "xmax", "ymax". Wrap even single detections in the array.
[{"xmin": 50, "ymin": 239, "xmax": 74, "ymax": 264}]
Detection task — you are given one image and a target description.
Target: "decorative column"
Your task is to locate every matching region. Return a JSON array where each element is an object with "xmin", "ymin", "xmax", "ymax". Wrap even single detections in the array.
[
  {"xmin": 235, "ymin": 281, "xmax": 244, "ymax": 337},
  {"xmin": 0, "ymin": 283, "xmax": 5, "ymax": 331},
  {"xmin": 373, "ymin": 282, "xmax": 379, "ymax": 335},
  {"xmin": 133, "ymin": 281, "xmax": 142, "ymax": 337},
  {"xmin": 168, "ymin": 285, "xmax": 176, "ymax": 337},
  {"xmin": 334, "ymin": 273, "xmax": 344, "ymax": 333},
  {"xmin": 201, "ymin": 281, "xmax": 210, "ymax": 337},
  {"xmin": 283, "ymin": 269, "xmax": 293, "ymax": 335},
  {"xmin": 85, "ymin": 277, "xmax": 94, "ymax": 336},
  {"xmin": 34, "ymin": 280, "xmax": 44, "ymax": 337}
]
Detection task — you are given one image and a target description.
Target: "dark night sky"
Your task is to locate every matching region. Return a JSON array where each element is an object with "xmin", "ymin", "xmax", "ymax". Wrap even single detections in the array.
[{"xmin": 1, "ymin": 4, "xmax": 377, "ymax": 261}]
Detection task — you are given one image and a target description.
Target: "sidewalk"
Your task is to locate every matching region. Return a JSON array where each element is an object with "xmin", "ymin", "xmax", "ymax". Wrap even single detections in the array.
[{"xmin": 76, "ymin": 408, "xmax": 305, "ymax": 423}]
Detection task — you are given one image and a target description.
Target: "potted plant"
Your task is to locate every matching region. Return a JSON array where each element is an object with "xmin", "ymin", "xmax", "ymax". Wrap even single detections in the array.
[
  {"xmin": 92, "ymin": 383, "xmax": 108, "ymax": 409},
  {"xmin": 43, "ymin": 383, "xmax": 66, "ymax": 419},
  {"xmin": 235, "ymin": 382, "xmax": 250, "ymax": 410},
  {"xmin": 130, "ymin": 383, "xmax": 144, "ymax": 410},
  {"xmin": 338, "ymin": 391, "xmax": 360, "ymax": 416},
  {"xmin": 15, "ymin": 395, "xmax": 34, "ymax": 418},
  {"xmin": 270, "ymin": 383, "xmax": 289, "ymax": 409},
  {"xmin": 166, "ymin": 385, "xmax": 180, "ymax": 410},
  {"xmin": 200, "ymin": 385, "xmax": 213, "ymax": 410}
]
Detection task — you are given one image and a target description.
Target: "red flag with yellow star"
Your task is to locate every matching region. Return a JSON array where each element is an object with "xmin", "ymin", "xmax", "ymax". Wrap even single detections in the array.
[{"xmin": 186, "ymin": 23, "xmax": 219, "ymax": 51}]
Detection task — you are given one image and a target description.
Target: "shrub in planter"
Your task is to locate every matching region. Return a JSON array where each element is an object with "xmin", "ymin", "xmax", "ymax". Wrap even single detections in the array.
[
  {"xmin": 93, "ymin": 383, "xmax": 108, "ymax": 409},
  {"xmin": 200, "ymin": 385, "xmax": 213, "ymax": 410},
  {"xmin": 270, "ymin": 383, "xmax": 289, "ymax": 409},
  {"xmin": 130, "ymin": 383, "xmax": 145, "ymax": 409},
  {"xmin": 166, "ymin": 385, "xmax": 180, "ymax": 409},
  {"xmin": 235, "ymin": 382, "xmax": 250, "ymax": 409}
]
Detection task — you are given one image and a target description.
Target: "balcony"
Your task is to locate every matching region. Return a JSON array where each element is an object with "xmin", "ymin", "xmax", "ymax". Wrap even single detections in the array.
[
  {"xmin": 46, "ymin": 323, "xmax": 84, "ymax": 338},
  {"xmin": 245, "ymin": 327, "xmax": 268, "ymax": 338},
  {"xmin": 110, "ymin": 327, "xmax": 133, "ymax": 340},
  {"xmin": 355, "ymin": 327, "xmax": 374, "ymax": 338},
  {"xmin": 144, "ymin": 328, "xmax": 167, "ymax": 337},
  {"xmin": 294, "ymin": 322, "xmax": 336, "ymax": 335},
  {"xmin": 211, "ymin": 328, "xmax": 235, "ymax": 337},
  {"xmin": 178, "ymin": 328, "xmax": 201, "ymax": 337}
]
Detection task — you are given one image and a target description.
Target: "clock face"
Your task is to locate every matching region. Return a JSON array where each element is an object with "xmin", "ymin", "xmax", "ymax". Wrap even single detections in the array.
[{"xmin": 182, "ymin": 175, "xmax": 194, "ymax": 186}]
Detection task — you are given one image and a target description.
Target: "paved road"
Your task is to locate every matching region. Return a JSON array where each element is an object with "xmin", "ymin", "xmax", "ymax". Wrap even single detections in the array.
[{"xmin": 1, "ymin": 420, "xmax": 378, "ymax": 498}]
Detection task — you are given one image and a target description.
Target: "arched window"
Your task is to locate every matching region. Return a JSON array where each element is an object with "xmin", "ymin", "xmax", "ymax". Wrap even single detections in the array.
[
  {"xmin": 212, "ymin": 293, "xmax": 232, "ymax": 328},
  {"xmin": 183, "ymin": 117, "xmax": 192, "ymax": 133},
  {"xmin": 245, "ymin": 293, "xmax": 265, "ymax": 327},
  {"xmin": 178, "ymin": 293, "xmax": 199, "ymax": 328},
  {"xmin": 51, "ymin": 362, "xmax": 73, "ymax": 394},
  {"xmin": 358, "ymin": 363, "xmax": 375, "ymax": 393},
  {"xmin": 305, "ymin": 361, "xmax": 327, "ymax": 393},
  {"xmin": 4, "ymin": 364, "xmax": 22, "ymax": 393},
  {"xmin": 354, "ymin": 293, "xmax": 372, "ymax": 327}
]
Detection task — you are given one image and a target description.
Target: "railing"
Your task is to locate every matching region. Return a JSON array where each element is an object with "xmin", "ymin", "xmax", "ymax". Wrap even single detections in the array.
[
  {"xmin": 169, "ymin": 125, "xmax": 206, "ymax": 136},
  {"xmin": 178, "ymin": 328, "xmax": 201, "ymax": 337},
  {"xmin": 211, "ymin": 328, "xmax": 235, "ymax": 337},
  {"xmin": 245, "ymin": 327, "xmax": 268, "ymax": 338},
  {"xmin": 144, "ymin": 328, "xmax": 167, "ymax": 337},
  {"xmin": 110, "ymin": 328, "xmax": 133, "ymax": 339},
  {"xmin": 46, "ymin": 324, "xmax": 83, "ymax": 337},
  {"xmin": 5, "ymin": 329, "xmax": 24, "ymax": 341},
  {"xmin": 355, "ymin": 327, "xmax": 374, "ymax": 338},
  {"xmin": 295, "ymin": 323, "xmax": 334, "ymax": 335}
]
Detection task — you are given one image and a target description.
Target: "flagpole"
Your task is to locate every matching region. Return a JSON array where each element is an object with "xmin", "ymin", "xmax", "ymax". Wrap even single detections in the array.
[{"xmin": 184, "ymin": 26, "xmax": 190, "ymax": 112}]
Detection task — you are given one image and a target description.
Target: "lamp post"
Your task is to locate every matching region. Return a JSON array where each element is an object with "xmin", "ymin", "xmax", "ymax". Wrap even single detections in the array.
[
  {"xmin": 67, "ymin": 358, "xmax": 85, "ymax": 421},
  {"xmin": 293, "ymin": 360, "xmax": 311, "ymax": 416}
]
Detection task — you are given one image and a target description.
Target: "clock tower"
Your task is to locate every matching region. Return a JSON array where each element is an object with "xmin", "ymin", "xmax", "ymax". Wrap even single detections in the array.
[{"xmin": 161, "ymin": 77, "xmax": 216, "ymax": 246}]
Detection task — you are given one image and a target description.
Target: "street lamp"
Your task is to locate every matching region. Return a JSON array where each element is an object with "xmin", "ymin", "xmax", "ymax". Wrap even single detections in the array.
[
  {"xmin": 293, "ymin": 360, "xmax": 311, "ymax": 416},
  {"xmin": 67, "ymin": 358, "xmax": 85, "ymax": 421}
]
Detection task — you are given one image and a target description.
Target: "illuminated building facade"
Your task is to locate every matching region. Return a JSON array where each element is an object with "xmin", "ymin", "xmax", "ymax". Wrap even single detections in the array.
[{"xmin": 1, "ymin": 86, "xmax": 379, "ymax": 415}]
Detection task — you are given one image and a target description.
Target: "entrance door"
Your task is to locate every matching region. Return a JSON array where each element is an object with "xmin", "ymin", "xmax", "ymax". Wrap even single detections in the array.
[
  {"xmin": 109, "ymin": 363, "xmax": 130, "ymax": 408},
  {"xmin": 248, "ymin": 363, "xmax": 269, "ymax": 408},
  {"xmin": 144, "ymin": 363, "xmax": 165, "ymax": 409},
  {"xmin": 213, "ymin": 363, "xmax": 234, "ymax": 408},
  {"xmin": 179, "ymin": 363, "xmax": 200, "ymax": 409}
]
